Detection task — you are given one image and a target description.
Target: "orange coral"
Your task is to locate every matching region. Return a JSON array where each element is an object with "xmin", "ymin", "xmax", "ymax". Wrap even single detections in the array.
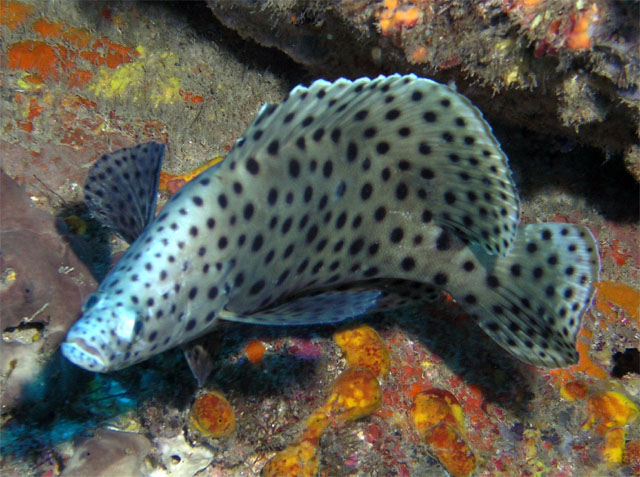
[
  {"xmin": 582, "ymin": 391, "xmax": 638, "ymax": 436},
  {"xmin": 190, "ymin": 391, "xmax": 236, "ymax": 438},
  {"xmin": 550, "ymin": 328, "xmax": 607, "ymax": 384},
  {"xmin": 426, "ymin": 423, "xmax": 476, "ymax": 476},
  {"xmin": 322, "ymin": 367, "xmax": 382, "ymax": 423},
  {"xmin": 603, "ymin": 427, "xmax": 626, "ymax": 464},
  {"xmin": 410, "ymin": 389, "xmax": 476, "ymax": 477},
  {"xmin": 334, "ymin": 325, "xmax": 390, "ymax": 379},
  {"xmin": 273, "ymin": 366, "xmax": 382, "ymax": 474},
  {"xmin": 411, "ymin": 389, "xmax": 465, "ymax": 436},
  {"xmin": 244, "ymin": 339, "xmax": 266, "ymax": 364},
  {"xmin": 300, "ymin": 410, "xmax": 330, "ymax": 444},
  {"xmin": 262, "ymin": 439, "xmax": 319, "ymax": 477},
  {"xmin": 559, "ymin": 380, "xmax": 588, "ymax": 401},
  {"xmin": 158, "ymin": 156, "xmax": 224, "ymax": 195},
  {"xmin": 0, "ymin": 1, "xmax": 35, "ymax": 30},
  {"xmin": 594, "ymin": 281, "xmax": 640, "ymax": 322},
  {"xmin": 566, "ymin": 5, "xmax": 598, "ymax": 50},
  {"xmin": 378, "ymin": 0, "xmax": 420, "ymax": 36}
]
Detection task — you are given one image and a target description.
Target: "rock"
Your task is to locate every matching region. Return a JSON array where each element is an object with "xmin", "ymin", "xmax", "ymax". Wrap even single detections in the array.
[
  {"xmin": 0, "ymin": 170, "xmax": 97, "ymax": 409},
  {"xmin": 61, "ymin": 429, "xmax": 151, "ymax": 477}
]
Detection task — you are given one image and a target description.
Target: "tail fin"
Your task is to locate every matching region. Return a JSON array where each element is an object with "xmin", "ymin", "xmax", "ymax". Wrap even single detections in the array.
[{"xmin": 466, "ymin": 223, "xmax": 600, "ymax": 367}]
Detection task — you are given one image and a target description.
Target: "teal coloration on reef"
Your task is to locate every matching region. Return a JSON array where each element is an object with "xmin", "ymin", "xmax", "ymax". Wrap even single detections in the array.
[{"xmin": 61, "ymin": 74, "xmax": 600, "ymax": 375}]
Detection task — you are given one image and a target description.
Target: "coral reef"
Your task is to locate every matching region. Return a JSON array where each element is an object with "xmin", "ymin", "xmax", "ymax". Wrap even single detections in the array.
[
  {"xmin": 0, "ymin": 1, "xmax": 637, "ymax": 476},
  {"xmin": 208, "ymin": 0, "xmax": 640, "ymax": 178}
]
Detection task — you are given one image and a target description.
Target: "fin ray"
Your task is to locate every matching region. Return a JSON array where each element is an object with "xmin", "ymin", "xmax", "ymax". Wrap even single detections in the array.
[
  {"xmin": 233, "ymin": 74, "xmax": 519, "ymax": 255},
  {"xmin": 464, "ymin": 223, "xmax": 600, "ymax": 367},
  {"xmin": 84, "ymin": 141, "xmax": 165, "ymax": 243},
  {"xmin": 220, "ymin": 290, "xmax": 382, "ymax": 325}
]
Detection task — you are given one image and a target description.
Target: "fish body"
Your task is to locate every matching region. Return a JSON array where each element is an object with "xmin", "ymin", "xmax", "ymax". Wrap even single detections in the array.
[{"xmin": 61, "ymin": 74, "xmax": 600, "ymax": 373}]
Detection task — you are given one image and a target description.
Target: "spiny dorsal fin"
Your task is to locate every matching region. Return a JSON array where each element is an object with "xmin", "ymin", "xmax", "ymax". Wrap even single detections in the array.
[{"xmin": 84, "ymin": 142, "xmax": 165, "ymax": 243}]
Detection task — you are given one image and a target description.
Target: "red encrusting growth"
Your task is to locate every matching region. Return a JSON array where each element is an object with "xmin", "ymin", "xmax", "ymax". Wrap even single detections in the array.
[
  {"xmin": 244, "ymin": 339, "xmax": 267, "ymax": 364},
  {"xmin": 190, "ymin": 391, "xmax": 236, "ymax": 438},
  {"xmin": 0, "ymin": 1, "xmax": 35, "ymax": 30},
  {"xmin": 410, "ymin": 389, "xmax": 477, "ymax": 476}
]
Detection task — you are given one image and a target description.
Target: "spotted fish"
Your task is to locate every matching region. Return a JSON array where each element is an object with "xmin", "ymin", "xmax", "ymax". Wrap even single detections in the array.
[{"xmin": 61, "ymin": 74, "xmax": 600, "ymax": 375}]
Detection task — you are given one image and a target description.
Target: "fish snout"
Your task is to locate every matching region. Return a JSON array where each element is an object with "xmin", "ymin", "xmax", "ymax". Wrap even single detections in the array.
[
  {"xmin": 61, "ymin": 320, "xmax": 117, "ymax": 372},
  {"xmin": 61, "ymin": 335, "xmax": 110, "ymax": 372}
]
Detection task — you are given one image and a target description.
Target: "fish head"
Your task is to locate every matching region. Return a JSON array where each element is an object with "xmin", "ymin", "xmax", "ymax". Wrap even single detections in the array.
[{"xmin": 61, "ymin": 291, "xmax": 152, "ymax": 372}]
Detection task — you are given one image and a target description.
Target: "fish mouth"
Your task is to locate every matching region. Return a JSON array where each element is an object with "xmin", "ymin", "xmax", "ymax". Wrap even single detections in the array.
[{"xmin": 61, "ymin": 337, "xmax": 108, "ymax": 372}]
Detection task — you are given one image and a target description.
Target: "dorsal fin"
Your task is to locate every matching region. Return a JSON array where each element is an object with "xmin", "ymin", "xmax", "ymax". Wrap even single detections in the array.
[{"xmin": 227, "ymin": 74, "xmax": 519, "ymax": 255}]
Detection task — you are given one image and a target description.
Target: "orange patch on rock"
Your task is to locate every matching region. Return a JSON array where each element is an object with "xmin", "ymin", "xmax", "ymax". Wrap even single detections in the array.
[
  {"xmin": 180, "ymin": 90, "xmax": 205, "ymax": 104},
  {"xmin": 61, "ymin": 94, "xmax": 97, "ymax": 111},
  {"xmin": 262, "ymin": 439, "xmax": 319, "ymax": 477},
  {"xmin": 244, "ymin": 339, "xmax": 267, "ymax": 364},
  {"xmin": 7, "ymin": 40, "xmax": 67, "ymax": 80},
  {"xmin": 92, "ymin": 37, "xmax": 139, "ymax": 68},
  {"xmin": 607, "ymin": 239, "xmax": 630, "ymax": 266},
  {"xmin": 566, "ymin": 5, "xmax": 598, "ymax": 50},
  {"xmin": 322, "ymin": 367, "xmax": 382, "ymax": 423},
  {"xmin": 594, "ymin": 281, "xmax": 640, "ymax": 322},
  {"xmin": 158, "ymin": 156, "xmax": 224, "ymax": 195},
  {"xmin": 23, "ymin": 74, "xmax": 44, "ymax": 86},
  {"xmin": 68, "ymin": 69, "xmax": 93, "ymax": 89},
  {"xmin": 559, "ymin": 380, "xmax": 588, "ymax": 401},
  {"xmin": 582, "ymin": 391, "xmax": 639, "ymax": 436},
  {"xmin": 410, "ymin": 45, "xmax": 427, "ymax": 63},
  {"xmin": 378, "ymin": 0, "xmax": 420, "ymax": 36},
  {"xmin": 62, "ymin": 27, "xmax": 92, "ymax": 48},
  {"xmin": 411, "ymin": 389, "xmax": 476, "ymax": 476},
  {"xmin": 550, "ymin": 328, "xmax": 607, "ymax": 384},
  {"xmin": 190, "ymin": 391, "xmax": 236, "ymax": 438},
  {"xmin": 334, "ymin": 325, "xmax": 390, "ymax": 379},
  {"xmin": 33, "ymin": 18, "xmax": 66, "ymax": 39},
  {"xmin": 61, "ymin": 127, "xmax": 90, "ymax": 149},
  {"xmin": 0, "ymin": 1, "xmax": 35, "ymax": 30},
  {"xmin": 27, "ymin": 97, "xmax": 42, "ymax": 121}
]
